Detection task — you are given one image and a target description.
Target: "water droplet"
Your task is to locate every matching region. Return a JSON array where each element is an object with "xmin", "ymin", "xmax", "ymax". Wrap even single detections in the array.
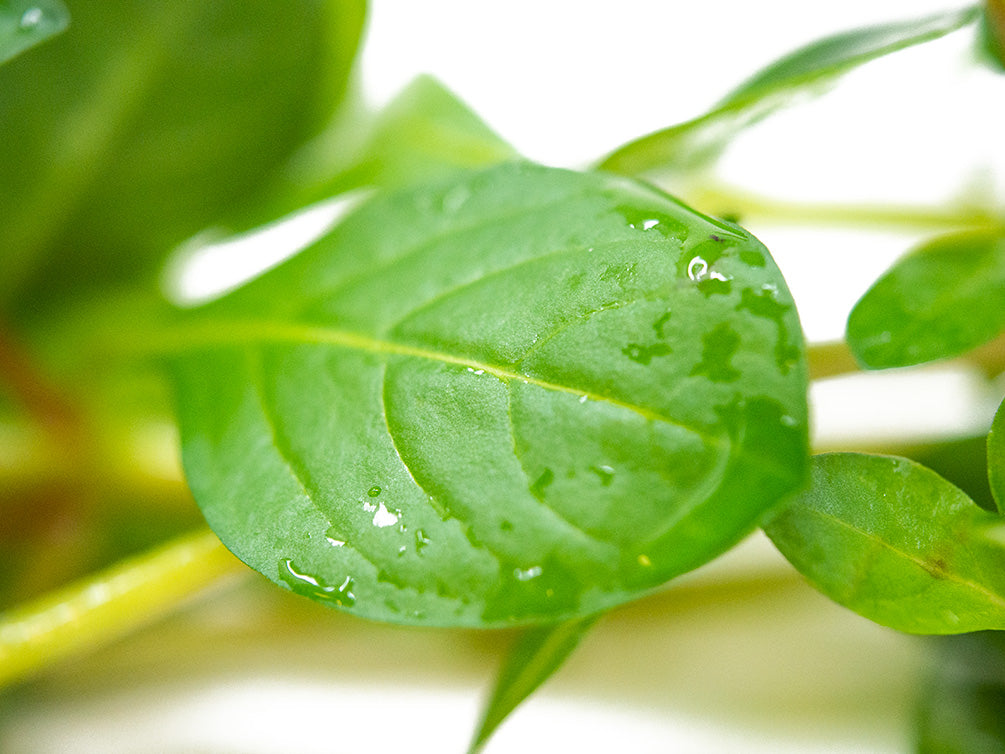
[
  {"xmin": 362, "ymin": 500, "xmax": 377, "ymax": 513},
  {"xmin": 367, "ymin": 485, "xmax": 382, "ymax": 497},
  {"xmin": 441, "ymin": 185, "xmax": 470, "ymax": 212},
  {"xmin": 397, "ymin": 545, "xmax": 407, "ymax": 556},
  {"xmin": 637, "ymin": 554, "xmax": 652, "ymax": 567},
  {"xmin": 687, "ymin": 256, "xmax": 709, "ymax": 281},
  {"xmin": 530, "ymin": 468, "xmax": 554, "ymax": 499},
  {"xmin": 466, "ymin": 367, "xmax": 486, "ymax": 375},
  {"xmin": 622, "ymin": 342, "xmax": 671, "ymax": 365},
  {"xmin": 642, "ymin": 219, "xmax": 660, "ymax": 231},
  {"xmin": 326, "ymin": 536, "xmax": 346, "ymax": 547},
  {"xmin": 371, "ymin": 502, "xmax": 401, "ymax": 528},
  {"xmin": 514, "ymin": 565, "xmax": 543, "ymax": 581},
  {"xmin": 19, "ymin": 7, "xmax": 44, "ymax": 29},
  {"xmin": 780, "ymin": 414, "xmax": 798, "ymax": 428},
  {"xmin": 415, "ymin": 528, "xmax": 431, "ymax": 552},
  {"xmin": 578, "ymin": 394, "xmax": 588, "ymax": 404},
  {"xmin": 279, "ymin": 559, "xmax": 355, "ymax": 606},
  {"xmin": 499, "ymin": 520, "xmax": 514, "ymax": 532},
  {"xmin": 589, "ymin": 464, "xmax": 615, "ymax": 486}
]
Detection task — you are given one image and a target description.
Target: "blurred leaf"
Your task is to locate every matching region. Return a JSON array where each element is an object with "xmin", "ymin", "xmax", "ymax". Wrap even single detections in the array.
[
  {"xmin": 846, "ymin": 228, "xmax": 1005, "ymax": 369},
  {"xmin": 0, "ymin": 0, "xmax": 366, "ymax": 320},
  {"xmin": 764, "ymin": 453, "xmax": 1005, "ymax": 634},
  {"xmin": 225, "ymin": 75, "xmax": 518, "ymax": 235},
  {"xmin": 978, "ymin": 0, "xmax": 1005, "ymax": 70},
  {"xmin": 169, "ymin": 162, "xmax": 809, "ymax": 626},
  {"xmin": 989, "ymin": 397, "xmax": 1005, "ymax": 513},
  {"xmin": 598, "ymin": 6, "xmax": 980, "ymax": 176},
  {"xmin": 0, "ymin": 0, "xmax": 67, "ymax": 64},
  {"xmin": 915, "ymin": 632, "xmax": 1005, "ymax": 753},
  {"xmin": 469, "ymin": 617, "xmax": 598, "ymax": 753}
]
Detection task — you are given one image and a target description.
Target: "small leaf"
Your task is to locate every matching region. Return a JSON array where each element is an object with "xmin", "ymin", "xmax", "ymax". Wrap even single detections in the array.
[
  {"xmin": 989, "ymin": 397, "xmax": 1005, "ymax": 513},
  {"xmin": 598, "ymin": 6, "xmax": 980, "ymax": 176},
  {"xmin": 764, "ymin": 453, "xmax": 1005, "ymax": 634},
  {"xmin": 0, "ymin": 0, "xmax": 366, "ymax": 317},
  {"xmin": 846, "ymin": 228, "xmax": 1005, "ymax": 369},
  {"xmin": 0, "ymin": 0, "xmax": 67, "ymax": 65},
  {"xmin": 915, "ymin": 632, "xmax": 1005, "ymax": 753},
  {"xmin": 170, "ymin": 162, "xmax": 809, "ymax": 627},
  {"xmin": 469, "ymin": 616, "xmax": 598, "ymax": 753}
]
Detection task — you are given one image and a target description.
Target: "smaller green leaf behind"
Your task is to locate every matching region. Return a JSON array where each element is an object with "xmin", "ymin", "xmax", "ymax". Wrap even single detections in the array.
[
  {"xmin": 989, "ymin": 397, "xmax": 1005, "ymax": 513},
  {"xmin": 0, "ymin": 0, "xmax": 67, "ymax": 65},
  {"xmin": 764, "ymin": 453, "xmax": 1005, "ymax": 634},
  {"xmin": 846, "ymin": 228, "xmax": 1005, "ymax": 369},
  {"xmin": 469, "ymin": 617, "xmax": 598, "ymax": 754},
  {"xmin": 598, "ymin": 6, "xmax": 980, "ymax": 177}
]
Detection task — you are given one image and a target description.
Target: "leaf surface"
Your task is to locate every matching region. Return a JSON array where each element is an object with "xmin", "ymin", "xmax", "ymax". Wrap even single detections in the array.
[
  {"xmin": 846, "ymin": 228, "xmax": 1005, "ymax": 369},
  {"xmin": 598, "ymin": 7, "xmax": 979, "ymax": 176},
  {"xmin": 764, "ymin": 453, "xmax": 1005, "ymax": 634},
  {"xmin": 0, "ymin": 0, "xmax": 67, "ymax": 65},
  {"xmin": 469, "ymin": 617, "xmax": 598, "ymax": 753},
  {"xmin": 990, "ymin": 397, "xmax": 1005, "ymax": 514},
  {"xmin": 0, "ymin": 0, "xmax": 366, "ymax": 318},
  {"xmin": 171, "ymin": 162, "xmax": 809, "ymax": 627}
]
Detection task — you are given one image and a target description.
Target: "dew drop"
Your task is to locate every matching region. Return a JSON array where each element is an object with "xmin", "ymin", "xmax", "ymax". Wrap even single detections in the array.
[
  {"xmin": 642, "ymin": 219, "xmax": 660, "ymax": 231},
  {"xmin": 589, "ymin": 464, "xmax": 615, "ymax": 486},
  {"xmin": 371, "ymin": 502, "xmax": 401, "ymax": 528},
  {"xmin": 326, "ymin": 536, "xmax": 346, "ymax": 547},
  {"xmin": 466, "ymin": 367, "xmax": 486, "ymax": 375},
  {"xmin": 441, "ymin": 185, "xmax": 470, "ymax": 213},
  {"xmin": 514, "ymin": 565, "xmax": 543, "ymax": 581},
  {"xmin": 415, "ymin": 528, "xmax": 431, "ymax": 552},
  {"xmin": 279, "ymin": 559, "xmax": 356, "ymax": 607},
  {"xmin": 367, "ymin": 485, "xmax": 382, "ymax": 497},
  {"xmin": 19, "ymin": 7, "xmax": 44, "ymax": 29},
  {"xmin": 687, "ymin": 256, "xmax": 709, "ymax": 282},
  {"xmin": 637, "ymin": 554, "xmax": 652, "ymax": 567},
  {"xmin": 578, "ymin": 394, "xmax": 588, "ymax": 404}
]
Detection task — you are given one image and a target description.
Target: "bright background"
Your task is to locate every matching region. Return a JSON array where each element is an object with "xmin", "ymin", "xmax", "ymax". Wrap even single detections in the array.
[{"xmin": 5, "ymin": 1, "xmax": 1005, "ymax": 752}]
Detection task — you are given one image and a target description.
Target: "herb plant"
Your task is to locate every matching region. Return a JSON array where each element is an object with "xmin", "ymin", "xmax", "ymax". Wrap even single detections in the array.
[{"xmin": 1, "ymin": 1, "xmax": 1004, "ymax": 751}]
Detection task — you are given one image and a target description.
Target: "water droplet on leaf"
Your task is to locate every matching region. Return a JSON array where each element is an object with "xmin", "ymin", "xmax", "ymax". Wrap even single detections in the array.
[{"xmin": 514, "ymin": 565, "xmax": 543, "ymax": 581}]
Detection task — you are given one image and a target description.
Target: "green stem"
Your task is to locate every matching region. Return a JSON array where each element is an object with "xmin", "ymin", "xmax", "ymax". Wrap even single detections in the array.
[
  {"xmin": 685, "ymin": 182, "xmax": 1003, "ymax": 232},
  {"xmin": 0, "ymin": 528, "xmax": 245, "ymax": 688}
]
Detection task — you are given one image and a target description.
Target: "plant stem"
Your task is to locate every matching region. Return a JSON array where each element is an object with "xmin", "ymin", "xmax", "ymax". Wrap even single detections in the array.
[
  {"xmin": 0, "ymin": 528, "xmax": 245, "ymax": 688},
  {"xmin": 685, "ymin": 182, "xmax": 1003, "ymax": 232}
]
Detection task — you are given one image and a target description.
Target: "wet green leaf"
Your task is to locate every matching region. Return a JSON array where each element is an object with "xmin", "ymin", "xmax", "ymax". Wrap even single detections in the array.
[
  {"xmin": 469, "ymin": 617, "xmax": 598, "ymax": 753},
  {"xmin": 0, "ymin": 0, "xmax": 366, "ymax": 319},
  {"xmin": 169, "ymin": 162, "xmax": 808, "ymax": 626},
  {"xmin": 0, "ymin": 0, "xmax": 67, "ymax": 65},
  {"xmin": 915, "ymin": 632, "xmax": 1005, "ymax": 753},
  {"xmin": 764, "ymin": 453, "xmax": 1005, "ymax": 634},
  {"xmin": 846, "ymin": 228, "xmax": 1005, "ymax": 369},
  {"xmin": 598, "ymin": 6, "xmax": 980, "ymax": 176},
  {"xmin": 989, "ymin": 397, "xmax": 1005, "ymax": 514}
]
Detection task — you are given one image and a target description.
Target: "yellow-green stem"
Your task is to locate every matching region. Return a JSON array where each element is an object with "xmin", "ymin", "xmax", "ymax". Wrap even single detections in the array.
[{"xmin": 0, "ymin": 528, "xmax": 244, "ymax": 688}]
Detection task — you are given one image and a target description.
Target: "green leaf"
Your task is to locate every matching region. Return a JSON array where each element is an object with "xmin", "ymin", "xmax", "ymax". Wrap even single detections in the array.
[
  {"xmin": 0, "ymin": 0, "xmax": 67, "ymax": 65},
  {"xmin": 915, "ymin": 632, "xmax": 1005, "ymax": 753},
  {"xmin": 979, "ymin": 0, "xmax": 1005, "ymax": 71},
  {"xmin": 764, "ymin": 453, "xmax": 1005, "ymax": 634},
  {"xmin": 15, "ymin": 0, "xmax": 1005, "ymax": 731},
  {"xmin": 846, "ymin": 228, "xmax": 1005, "ymax": 369},
  {"xmin": 0, "ymin": 0, "xmax": 366, "ymax": 318},
  {"xmin": 469, "ymin": 617, "xmax": 598, "ymax": 753},
  {"xmin": 170, "ymin": 162, "xmax": 809, "ymax": 627},
  {"xmin": 598, "ymin": 6, "xmax": 980, "ymax": 177},
  {"xmin": 989, "ymin": 397, "xmax": 1005, "ymax": 514}
]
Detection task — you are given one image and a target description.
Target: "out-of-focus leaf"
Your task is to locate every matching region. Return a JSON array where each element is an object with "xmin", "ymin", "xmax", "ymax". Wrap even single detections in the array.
[
  {"xmin": 846, "ymin": 228, "xmax": 1005, "ymax": 369},
  {"xmin": 979, "ymin": 0, "xmax": 1005, "ymax": 70},
  {"xmin": 915, "ymin": 632, "xmax": 1005, "ymax": 753},
  {"xmin": 598, "ymin": 7, "xmax": 980, "ymax": 177},
  {"xmin": 169, "ymin": 162, "xmax": 809, "ymax": 627},
  {"xmin": 0, "ymin": 0, "xmax": 366, "ymax": 320},
  {"xmin": 469, "ymin": 617, "xmax": 598, "ymax": 753},
  {"xmin": 764, "ymin": 453, "xmax": 1005, "ymax": 634},
  {"xmin": 989, "ymin": 397, "xmax": 1005, "ymax": 513},
  {"xmin": 0, "ymin": 0, "xmax": 67, "ymax": 65}
]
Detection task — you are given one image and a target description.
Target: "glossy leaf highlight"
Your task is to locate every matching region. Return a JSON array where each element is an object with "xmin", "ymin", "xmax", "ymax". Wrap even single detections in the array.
[
  {"xmin": 765, "ymin": 453, "xmax": 1005, "ymax": 634},
  {"xmin": 0, "ymin": 0, "xmax": 366, "ymax": 317},
  {"xmin": 469, "ymin": 617, "xmax": 598, "ymax": 753},
  {"xmin": 846, "ymin": 228, "xmax": 1005, "ymax": 369},
  {"xmin": 598, "ymin": 6, "xmax": 980, "ymax": 176},
  {"xmin": 171, "ymin": 162, "xmax": 808, "ymax": 627},
  {"xmin": 0, "ymin": 0, "xmax": 67, "ymax": 65},
  {"xmin": 989, "ymin": 397, "xmax": 1005, "ymax": 514}
]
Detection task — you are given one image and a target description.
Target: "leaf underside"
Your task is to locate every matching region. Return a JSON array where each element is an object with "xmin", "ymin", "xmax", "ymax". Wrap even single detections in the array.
[
  {"xmin": 172, "ymin": 162, "xmax": 808, "ymax": 627},
  {"xmin": 765, "ymin": 453, "xmax": 1005, "ymax": 634},
  {"xmin": 847, "ymin": 228, "xmax": 1005, "ymax": 369}
]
